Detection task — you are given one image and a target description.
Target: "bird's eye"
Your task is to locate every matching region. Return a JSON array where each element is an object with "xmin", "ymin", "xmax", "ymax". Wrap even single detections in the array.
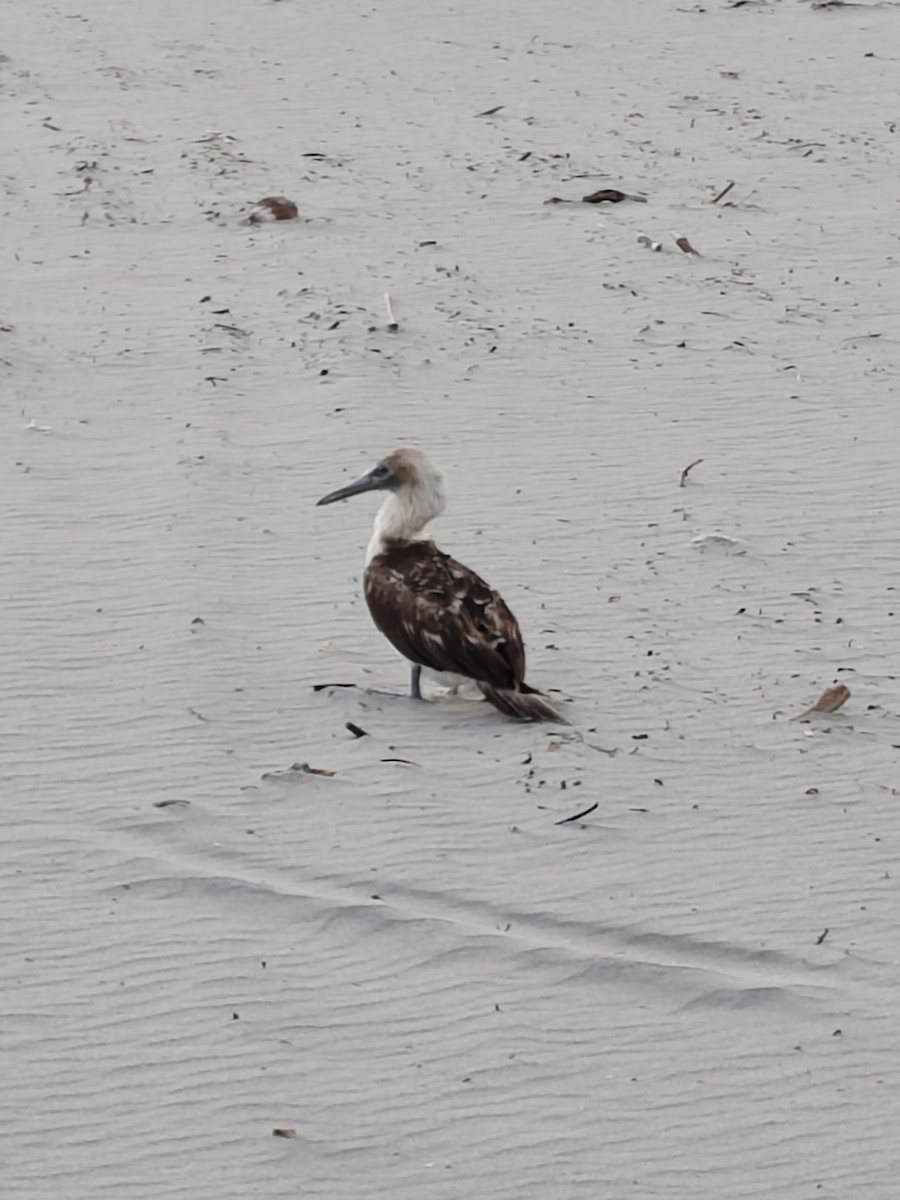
[{"xmin": 373, "ymin": 464, "xmax": 389, "ymax": 478}]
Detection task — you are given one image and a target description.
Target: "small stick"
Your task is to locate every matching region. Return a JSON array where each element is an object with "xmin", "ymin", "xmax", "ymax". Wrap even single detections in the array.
[
  {"xmin": 679, "ymin": 458, "xmax": 704, "ymax": 487},
  {"xmin": 555, "ymin": 801, "xmax": 599, "ymax": 826},
  {"xmin": 672, "ymin": 232, "xmax": 701, "ymax": 255},
  {"xmin": 384, "ymin": 292, "xmax": 399, "ymax": 332},
  {"xmin": 711, "ymin": 180, "xmax": 735, "ymax": 204}
]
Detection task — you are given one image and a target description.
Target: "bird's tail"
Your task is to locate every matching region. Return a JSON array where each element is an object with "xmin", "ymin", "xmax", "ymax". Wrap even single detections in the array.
[{"xmin": 478, "ymin": 682, "xmax": 569, "ymax": 724}]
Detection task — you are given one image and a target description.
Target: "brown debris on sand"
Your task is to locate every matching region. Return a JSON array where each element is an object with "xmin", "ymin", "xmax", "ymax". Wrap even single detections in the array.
[
  {"xmin": 790, "ymin": 684, "xmax": 851, "ymax": 721},
  {"xmin": 672, "ymin": 232, "xmax": 701, "ymax": 255},
  {"xmin": 247, "ymin": 196, "xmax": 299, "ymax": 224},
  {"xmin": 545, "ymin": 189, "xmax": 648, "ymax": 207},
  {"xmin": 582, "ymin": 188, "xmax": 647, "ymax": 204}
]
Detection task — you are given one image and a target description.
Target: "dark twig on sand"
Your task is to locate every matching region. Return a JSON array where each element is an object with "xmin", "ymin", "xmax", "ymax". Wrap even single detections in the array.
[
  {"xmin": 555, "ymin": 801, "xmax": 599, "ymax": 825},
  {"xmin": 711, "ymin": 180, "xmax": 735, "ymax": 204},
  {"xmin": 679, "ymin": 458, "xmax": 704, "ymax": 487}
]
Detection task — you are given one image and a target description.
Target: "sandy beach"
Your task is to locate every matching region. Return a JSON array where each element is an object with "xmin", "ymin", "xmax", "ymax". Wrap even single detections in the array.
[{"xmin": 4, "ymin": 0, "xmax": 900, "ymax": 1195}]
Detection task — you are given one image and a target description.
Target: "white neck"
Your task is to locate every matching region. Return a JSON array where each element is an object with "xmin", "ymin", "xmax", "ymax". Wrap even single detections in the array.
[{"xmin": 365, "ymin": 482, "xmax": 445, "ymax": 565}]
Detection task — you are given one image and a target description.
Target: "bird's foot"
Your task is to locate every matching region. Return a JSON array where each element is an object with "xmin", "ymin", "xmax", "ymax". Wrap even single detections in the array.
[{"xmin": 410, "ymin": 664, "xmax": 423, "ymax": 701}]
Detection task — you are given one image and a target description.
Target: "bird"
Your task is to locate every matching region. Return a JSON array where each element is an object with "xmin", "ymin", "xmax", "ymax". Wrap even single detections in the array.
[{"xmin": 316, "ymin": 448, "xmax": 567, "ymax": 722}]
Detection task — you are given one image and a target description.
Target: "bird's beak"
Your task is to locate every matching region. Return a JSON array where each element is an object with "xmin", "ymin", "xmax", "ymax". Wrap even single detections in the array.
[{"xmin": 316, "ymin": 467, "xmax": 383, "ymax": 507}]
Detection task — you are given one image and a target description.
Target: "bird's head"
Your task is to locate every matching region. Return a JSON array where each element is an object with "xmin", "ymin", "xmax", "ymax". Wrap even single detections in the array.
[{"xmin": 317, "ymin": 448, "xmax": 444, "ymax": 510}]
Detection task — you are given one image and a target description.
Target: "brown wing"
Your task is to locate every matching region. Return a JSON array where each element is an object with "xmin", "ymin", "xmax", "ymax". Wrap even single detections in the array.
[{"xmin": 364, "ymin": 541, "xmax": 526, "ymax": 689}]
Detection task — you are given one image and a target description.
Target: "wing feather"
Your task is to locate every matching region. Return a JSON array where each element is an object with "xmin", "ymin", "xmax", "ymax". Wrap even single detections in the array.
[{"xmin": 364, "ymin": 541, "xmax": 526, "ymax": 689}]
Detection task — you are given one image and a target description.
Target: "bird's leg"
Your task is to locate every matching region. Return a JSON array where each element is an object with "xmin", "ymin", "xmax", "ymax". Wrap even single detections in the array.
[{"xmin": 410, "ymin": 664, "xmax": 423, "ymax": 700}]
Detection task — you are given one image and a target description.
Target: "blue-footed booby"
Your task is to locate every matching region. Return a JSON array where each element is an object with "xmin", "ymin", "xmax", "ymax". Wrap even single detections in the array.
[{"xmin": 317, "ymin": 448, "xmax": 566, "ymax": 723}]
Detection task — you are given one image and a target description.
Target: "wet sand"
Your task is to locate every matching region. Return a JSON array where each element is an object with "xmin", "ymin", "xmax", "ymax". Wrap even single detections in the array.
[{"xmin": 4, "ymin": 1, "xmax": 900, "ymax": 1195}]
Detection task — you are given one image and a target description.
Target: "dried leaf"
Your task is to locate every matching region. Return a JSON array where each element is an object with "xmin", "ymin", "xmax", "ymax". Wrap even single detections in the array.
[{"xmin": 791, "ymin": 684, "xmax": 851, "ymax": 721}]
